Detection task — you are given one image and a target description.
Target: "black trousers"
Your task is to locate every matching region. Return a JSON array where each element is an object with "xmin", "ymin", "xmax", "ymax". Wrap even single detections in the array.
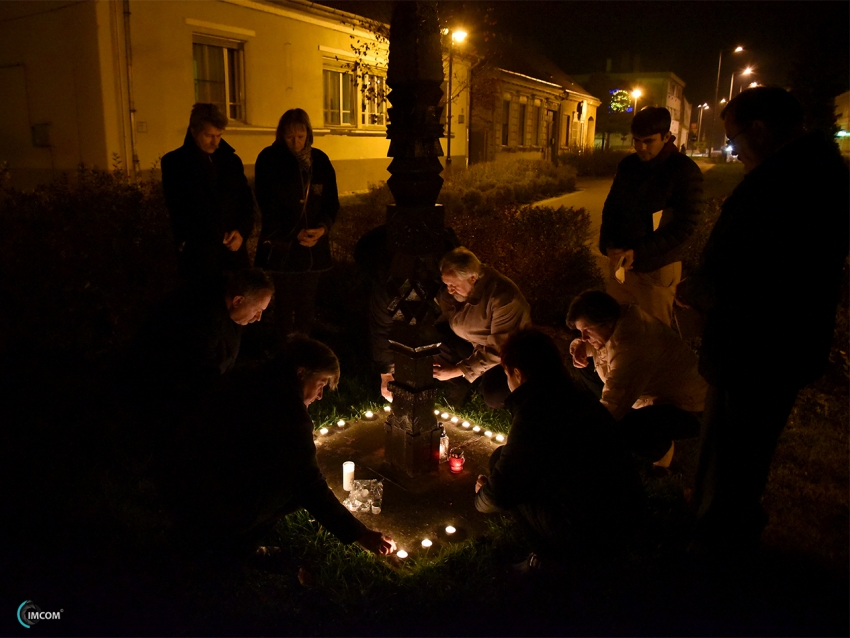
[
  {"xmin": 618, "ymin": 404, "xmax": 701, "ymax": 463},
  {"xmin": 693, "ymin": 382, "xmax": 800, "ymax": 551},
  {"xmin": 435, "ymin": 324, "xmax": 511, "ymax": 409}
]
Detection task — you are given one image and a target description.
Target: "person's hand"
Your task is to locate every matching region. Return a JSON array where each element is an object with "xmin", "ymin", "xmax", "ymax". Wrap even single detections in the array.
[
  {"xmin": 223, "ymin": 229, "xmax": 244, "ymax": 252},
  {"xmin": 607, "ymin": 247, "xmax": 635, "ymax": 270},
  {"xmin": 475, "ymin": 474, "xmax": 488, "ymax": 494},
  {"xmin": 569, "ymin": 338, "xmax": 589, "ymax": 369},
  {"xmin": 380, "ymin": 372, "xmax": 394, "ymax": 403},
  {"xmin": 297, "ymin": 226, "xmax": 326, "ymax": 247},
  {"xmin": 433, "ymin": 363, "xmax": 463, "ymax": 381},
  {"xmin": 356, "ymin": 529, "xmax": 397, "ymax": 555}
]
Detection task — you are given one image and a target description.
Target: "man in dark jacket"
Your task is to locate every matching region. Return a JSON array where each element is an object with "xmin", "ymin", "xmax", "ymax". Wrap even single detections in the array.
[
  {"xmin": 475, "ymin": 329, "xmax": 642, "ymax": 567},
  {"xmin": 600, "ymin": 106, "xmax": 704, "ymax": 327},
  {"xmin": 161, "ymin": 103, "xmax": 255, "ymax": 287},
  {"xmin": 677, "ymin": 87, "xmax": 849, "ymax": 555}
]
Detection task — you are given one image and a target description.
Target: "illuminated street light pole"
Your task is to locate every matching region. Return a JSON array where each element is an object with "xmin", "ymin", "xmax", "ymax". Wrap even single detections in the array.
[
  {"xmin": 444, "ymin": 27, "xmax": 467, "ymax": 169},
  {"xmin": 710, "ymin": 45, "xmax": 743, "ymax": 156},
  {"xmin": 730, "ymin": 66, "xmax": 753, "ymax": 101},
  {"xmin": 631, "ymin": 88, "xmax": 642, "ymax": 113},
  {"xmin": 697, "ymin": 103, "xmax": 709, "ymax": 149}
]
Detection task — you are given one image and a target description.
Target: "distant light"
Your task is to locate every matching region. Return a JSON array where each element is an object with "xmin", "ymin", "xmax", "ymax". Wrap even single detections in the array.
[
  {"xmin": 725, "ymin": 145, "xmax": 733, "ymax": 152},
  {"xmin": 452, "ymin": 29, "xmax": 468, "ymax": 43},
  {"xmin": 440, "ymin": 27, "xmax": 449, "ymax": 35},
  {"xmin": 734, "ymin": 46, "xmax": 744, "ymax": 52},
  {"xmin": 742, "ymin": 67, "xmax": 753, "ymax": 75},
  {"xmin": 319, "ymin": 427, "xmax": 329, "ymax": 435},
  {"xmin": 837, "ymin": 130, "xmax": 849, "ymax": 137},
  {"xmin": 337, "ymin": 419, "xmax": 346, "ymax": 427},
  {"xmin": 720, "ymin": 98, "xmax": 727, "ymax": 104},
  {"xmin": 421, "ymin": 539, "xmax": 433, "ymax": 548},
  {"xmin": 631, "ymin": 88, "xmax": 642, "ymax": 99},
  {"xmin": 748, "ymin": 82, "xmax": 758, "ymax": 88},
  {"xmin": 397, "ymin": 550, "xmax": 408, "ymax": 559},
  {"xmin": 445, "ymin": 526, "xmax": 456, "ymax": 535}
]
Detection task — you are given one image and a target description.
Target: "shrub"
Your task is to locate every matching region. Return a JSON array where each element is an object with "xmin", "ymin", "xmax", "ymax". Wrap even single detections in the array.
[
  {"xmin": 0, "ymin": 165, "xmax": 175, "ymax": 358},
  {"xmin": 558, "ymin": 147, "xmax": 632, "ymax": 178}
]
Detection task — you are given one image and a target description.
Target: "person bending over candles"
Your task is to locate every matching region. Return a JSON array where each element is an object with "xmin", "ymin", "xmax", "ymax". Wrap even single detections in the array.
[
  {"xmin": 474, "ymin": 328, "xmax": 642, "ymax": 570},
  {"xmin": 161, "ymin": 335, "xmax": 395, "ymax": 560}
]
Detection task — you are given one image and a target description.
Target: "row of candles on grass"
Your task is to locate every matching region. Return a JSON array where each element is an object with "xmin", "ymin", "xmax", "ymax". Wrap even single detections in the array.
[{"xmin": 395, "ymin": 528, "xmax": 457, "ymax": 560}]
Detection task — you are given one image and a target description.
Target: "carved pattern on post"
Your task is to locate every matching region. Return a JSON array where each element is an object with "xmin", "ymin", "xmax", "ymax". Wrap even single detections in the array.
[{"xmin": 383, "ymin": 1, "xmax": 447, "ymax": 476}]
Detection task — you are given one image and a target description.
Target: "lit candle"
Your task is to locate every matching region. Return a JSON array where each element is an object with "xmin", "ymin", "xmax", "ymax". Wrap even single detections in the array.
[
  {"xmin": 484, "ymin": 430, "xmax": 493, "ymax": 437},
  {"xmin": 342, "ymin": 461, "xmax": 355, "ymax": 491},
  {"xmin": 397, "ymin": 550, "xmax": 408, "ymax": 559},
  {"xmin": 445, "ymin": 526, "xmax": 456, "ymax": 535},
  {"xmin": 495, "ymin": 434, "xmax": 505, "ymax": 442},
  {"xmin": 421, "ymin": 539, "xmax": 432, "ymax": 548},
  {"xmin": 383, "ymin": 405, "xmax": 391, "ymax": 413},
  {"xmin": 364, "ymin": 410, "xmax": 374, "ymax": 419},
  {"xmin": 320, "ymin": 427, "xmax": 329, "ymax": 435},
  {"xmin": 337, "ymin": 419, "xmax": 346, "ymax": 427},
  {"xmin": 434, "ymin": 409, "xmax": 440, "ymax": 415},
  {"xmin": 440, "ymin": 412, "xmax": 449, "ymax": 419},
  {"xmin": 472, "ymin": 425, "xmax": 481, "ymax": 433},
  {"xmin": 462, "ymin": 421, "xmax": 470, "ymax": 428},
  {"xmin": 450, "ymin": 416, "xmax": 459, "ymax": 424}
]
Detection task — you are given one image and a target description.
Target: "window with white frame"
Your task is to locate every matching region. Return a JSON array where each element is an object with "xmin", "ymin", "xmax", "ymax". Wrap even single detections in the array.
[
  {"xmin": 323, "ymin": 68, "xmax": 355, "ymax": 126},
  {"xmin": 192, "ymin": 34, "xmax": 245, "ymax": 122},
  {"xmin": 360, "ymin": 74, "xmax": 387, "ymax": 126}
]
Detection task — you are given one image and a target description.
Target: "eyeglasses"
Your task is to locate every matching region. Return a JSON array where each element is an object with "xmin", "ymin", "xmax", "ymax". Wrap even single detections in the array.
[{"xmin": 725, "ymin": 123, "xmax": 751, "ymax": 147}]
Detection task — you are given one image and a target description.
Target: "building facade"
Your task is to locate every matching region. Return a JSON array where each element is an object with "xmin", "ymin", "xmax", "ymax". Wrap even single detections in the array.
[{"xmin": 0, "ymin": 0, "xmax": 470, "ymax": 192}]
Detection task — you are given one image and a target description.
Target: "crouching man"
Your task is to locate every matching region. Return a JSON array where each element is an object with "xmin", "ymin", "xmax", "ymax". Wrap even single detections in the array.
[
  {"xmin": 567, "ymin": 290, "xmax": 707, "ymax": 468},
  {"xmin": 475, "ymin": 328, "xmax": 642, "ymax": 570}
]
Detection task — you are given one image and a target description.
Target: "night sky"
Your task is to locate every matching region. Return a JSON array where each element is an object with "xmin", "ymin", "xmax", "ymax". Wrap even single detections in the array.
[{"xmin": 318, "ymin": 1, "xmax": 850, "ymax": 106}]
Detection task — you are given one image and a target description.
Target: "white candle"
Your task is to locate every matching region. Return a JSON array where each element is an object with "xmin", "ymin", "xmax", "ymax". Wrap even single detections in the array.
[
  {"xmin": 383, "ymin": 405, "xmax": 391, "ymax": 412},
  {"xmin": 440, "ymin": 412, "xmax": 449, "ymax": 419},
  {"xmin": 445, "ymin": 526, "xmax": 456, "ymax": 535},
  {"xmin": 337, "ymin": 419, "xmax": 346, "ymax": 427},
  {"xmin": 450, "ymin": 416, "xmax": 459, "ymax": 423},
  {"xmin": 484, "ymin": 430, "xmax": 493, "ymax": 437},
  {"xmin": 320, "ymin": 427, "xmax": 329, "ymax": 435},
  {"xmin": 462, "ymin": 421, "xmax": 470, "ymax": 428},
  {"xmin": 364, "ymin": 410, "xmax": 374, "ymax": 419},
  {"xmin": 421, "ymin": 539, "xmax": 432, "ymax": 548},
  {"xmin": 472, "ymin": 425, "xmax": 481, "ymax": 433},
  {"xmin": 397, "ymin": 550, "xmax": 408, "ymax": 559},
  {"xmin": 495, "ymin": 434, "xmax": 505, "ymax": 442},
  {"xmin": 434, "ymin": 409, "xmax": 440, "ymax": 415},
  {"xmin": 342, "ymin": 461, "xmax": 355, "ymax": 491}
]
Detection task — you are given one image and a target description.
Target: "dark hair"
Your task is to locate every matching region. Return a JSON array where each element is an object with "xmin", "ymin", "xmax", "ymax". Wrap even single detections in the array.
[
  {"xmin": 500, "ymin": 328, "xmax": 569, "ymax": 383},
  {"xmin": 631, "ymin": 106, "xmax": 671, "ymax": 137},
  {"xmin": 721, "ymin": 86, "xmax": 804, "ymax": 139},
  {"xmin": 275, "ymin": 108, "xmax": 314, "ymax": 145},
  {"xmin": 224, "ymin": 268, "xmax": 274, "ymax": 300},
  {"xmin": 189, "ymin": 103, "xmax": 228, "ymax": 133},
  {"xmin": 566, "ymin": 290, "xmax": 622, "ymax": 329},
  {"xmin": 281, "ymin": 334, "xmax": 340, "ymax": 390}
]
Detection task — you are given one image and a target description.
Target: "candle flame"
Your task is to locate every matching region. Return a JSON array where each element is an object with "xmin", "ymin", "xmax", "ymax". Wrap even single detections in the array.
[
  {"xmin": 337, "ymin": 419, "xmax": 345, "ymax": 427},
  {"xmin": 397, "ymin": 550, "xmax": 408, "ymax": 558},
  {"xmin": 462, "ymin": 421, "xmax": 470, "ymax": 428},
  {"xmin": 484, "ymin": 430, "xmax": 493, "ymax": 437},
  {"xmin": 364, "ymin": 410, "xmax": 374, "ymax": 418},
  {"xmin": 319, "ymin": 428, "xmax": 329, "ymax": 435},
  {"xmin": 445, "ymin": 526, "xmax": 456, "ymax": 534},
  {"xmin": 421, "ymin": 538, "xmax": 432, "ymax": 548}
]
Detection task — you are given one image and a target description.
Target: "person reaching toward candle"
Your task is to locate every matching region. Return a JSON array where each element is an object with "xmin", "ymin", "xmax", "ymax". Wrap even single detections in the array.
[
  {"xmin": 474, "ymin": 328, "xmax": 642, "ymax": 571},
  {"xmin": 160, "ymin": 335, "xmax": 395, "ymax": 562}
]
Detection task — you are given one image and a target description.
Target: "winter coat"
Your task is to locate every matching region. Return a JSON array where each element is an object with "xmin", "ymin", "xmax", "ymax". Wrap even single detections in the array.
[
  {"xmin": 255, "ymin": 143, "xmax": 340, "ymax": 273},
  {"xmin": 437, "ymin": 265, "xmax": 532, "ymax": 381},
  {"xmin": 161, "ymin": 131, "xmax": 255, "ymax": 279},
  {"xmin": 476, "ymin": 377, "xmax": 642, "ymax": 537},
  {"xmin": 167, "ymin": 366, "xmax": 368, "ymax": 545},
  {"xmin": 679, "ymin": 131, "xmax": 849, "ymax": 388},
  {"xmin": 599, "ymin": 140, "xmax": 704, "ymax": 272},
  {"xmin": 586, "ymin": 303, "xmax": 707, "ymax": 420}
]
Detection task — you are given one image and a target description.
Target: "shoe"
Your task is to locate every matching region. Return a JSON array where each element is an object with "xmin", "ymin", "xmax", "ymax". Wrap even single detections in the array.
[{"xmin": 511, "ymin": 552, "xmax": 542, "ymax": 574}]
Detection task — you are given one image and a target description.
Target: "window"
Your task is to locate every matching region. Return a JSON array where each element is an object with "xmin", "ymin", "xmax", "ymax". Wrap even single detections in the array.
[
  {"xmin": 193, "ymin": 35, "xmax": 245, "ymax": 122},
  {"xmin": 532, "ymin": 105, "xmax": 540, "ymax": 145},
  {"xmin": 518, "ymin": 103, "xmax": 527, "ymax": 145},
  {"xmin": 323, "ymin": 69, "xmax": 355, "ymax": 126},
  {"xmin": 360, "ymin": 74, "xmax": 387, "ymax": 126},
  {"xmin": 501, "ymin": 100, "xmax": 510, "ymax": 145}
]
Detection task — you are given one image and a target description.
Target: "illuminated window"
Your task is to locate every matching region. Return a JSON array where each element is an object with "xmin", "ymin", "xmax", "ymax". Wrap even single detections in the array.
[
  {"xmin": 193, "ymin": 34, "xmax": 245, "ymax": 122},
  {"xmin": 323, "ymin": 69, "xmax": 355, "ymax": 126},
  {"xmin": 360, "ymin": 74, "xmax": 387, "ymax": 126}
]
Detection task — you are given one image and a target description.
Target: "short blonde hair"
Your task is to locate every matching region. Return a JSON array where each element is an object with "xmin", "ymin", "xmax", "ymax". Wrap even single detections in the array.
[{"xmin": 439, "ymin": 247, "xmax": 482, "ymax": 279}]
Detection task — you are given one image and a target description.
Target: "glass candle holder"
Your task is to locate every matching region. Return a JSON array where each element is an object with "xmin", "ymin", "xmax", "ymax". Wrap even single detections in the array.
[{"xmin": 449, "ymin": 448, "xmax": 465, "ymax": 473}]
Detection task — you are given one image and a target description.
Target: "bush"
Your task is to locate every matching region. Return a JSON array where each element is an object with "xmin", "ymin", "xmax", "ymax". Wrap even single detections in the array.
[
  {"xmin": 558, "ymin": 147, "xmax": 632, "ymax": 178},
  {"xmin": 0, "ymin": 165, "xmax": 175, "ymax": 358}
]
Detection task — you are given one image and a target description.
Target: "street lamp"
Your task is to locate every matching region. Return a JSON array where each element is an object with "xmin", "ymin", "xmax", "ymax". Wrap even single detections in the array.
[
  {"xmin": 729, "ymin": 66, "xmax": 754, "ymax": 101},
  {"xmin": 631, "ymin": 88, "xmax": 642, "ymax": 113},
  {"xmin": 443, "ymin": 27, "xmax": 467, "ymax": 169},
  {"xmin": 709, "ymin": 45, "xmax": 744, "ymax": 155},
  {"xmin": 697, "ymin": 103, "xmax": 710, "ymax": 149}
]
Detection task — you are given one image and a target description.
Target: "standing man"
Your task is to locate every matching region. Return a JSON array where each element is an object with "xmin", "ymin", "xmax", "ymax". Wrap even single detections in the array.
[
  {"xmin": 599, "ymin": 107, "xmax": 704, "ymax": 326},
  {"xmin": 677, "ymin": 87, "xmax": 849, "ymax": 555},
  {"xmin": 162, "ymin": 103, "xmax": 255, "ymax": 287},
  {"xmin": 434, "ymin": 247, "xmax": 531, "ymax": 409}
]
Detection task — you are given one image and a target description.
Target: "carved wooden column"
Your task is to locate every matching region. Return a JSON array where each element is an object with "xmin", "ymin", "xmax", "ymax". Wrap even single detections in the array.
[{"xmin": 383, "ymin": 1, "xmax": 446, "ymax": 476}]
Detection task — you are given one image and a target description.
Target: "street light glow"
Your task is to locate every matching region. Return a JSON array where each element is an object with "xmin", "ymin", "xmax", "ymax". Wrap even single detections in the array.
[
  {"xmin": 452, "ymin": 29, "xmax": 467, "ymax": 43},
  {"xmin": 631, "ymin": 89, "xmax": 642, "ymax": 98},
  {"xmin": 742, "ymin": 67, "xmax": 753, "ymax": 75},
  {"xmin": 734, "ymin": 46, "xmax": 744, "ymax": 52}
]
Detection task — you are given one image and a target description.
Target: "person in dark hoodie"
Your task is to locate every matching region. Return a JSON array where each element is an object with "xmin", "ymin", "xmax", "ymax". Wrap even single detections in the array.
[
  {"xmin": 161, "ymin": 103, "xmax": 255, "ymax": 288},
  {"xmin": 677, "ymin": 87, "xmax": 849, "ymax": 557},
  {"xmin": 254, "ymin": 108, "xmax": 340, "ymax": 337},
  {"xmin": 599, "ymin": 106, "xmax": 704, "ymax": 327},
  {"xmin": 474, "ymin": 328, "xmax": 643, "ymax": 569},
  {"xmin": 162, "ymin": 335, "xmax": 396, "ymax": 560}
]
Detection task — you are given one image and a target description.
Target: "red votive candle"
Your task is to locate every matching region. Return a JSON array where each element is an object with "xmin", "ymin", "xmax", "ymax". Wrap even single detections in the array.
[{"xmin": 449, "ymin": 448, "xmax": 465, "ymax": 473}]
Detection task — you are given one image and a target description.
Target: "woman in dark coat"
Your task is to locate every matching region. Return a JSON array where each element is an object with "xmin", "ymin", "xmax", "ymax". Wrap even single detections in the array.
[
  {"xmin": 255, "ymin": 109, "xmax": 340, "ymax": 336},
  {"xmin": 475, "ymin": 328, "xmax": 643, "ymax": 568},
  {"xmin": 163, "ymin": 335, "xmax": 395, "ymax": 559}
]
